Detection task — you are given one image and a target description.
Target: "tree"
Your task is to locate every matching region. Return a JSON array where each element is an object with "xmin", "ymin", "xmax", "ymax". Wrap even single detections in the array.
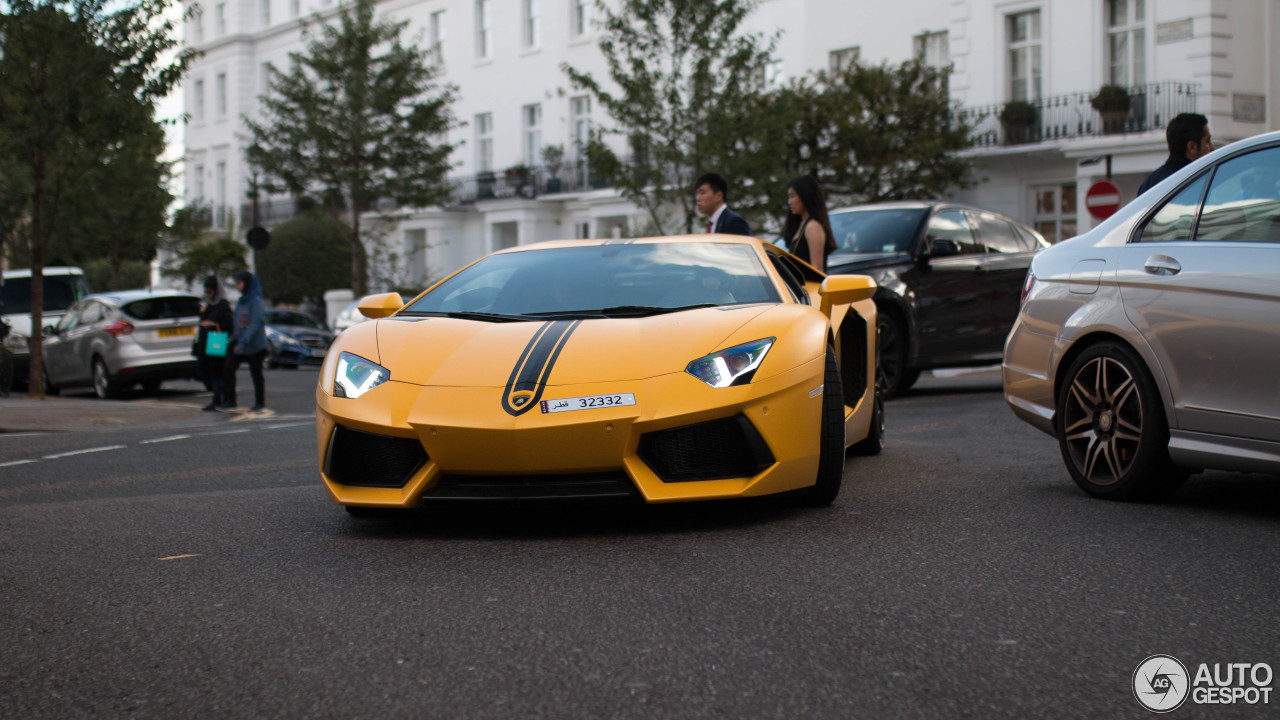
[
  {"xmin": 562, "ymin": 0, "xmax": 776, "ymax": 235},
  {"xmin": 160, "ymin": 205, "xmax": 249, "ymax": 285},
  {"xmin": 254, "ymin": 211, "xmax": 351, "ymax": 305},
  {"xmin": 0, "ymin": 0, "xmax": 194, "ymax": 397},
  {"xmin": 243, "ymin": 0, "xmax": 458, "ymax": 295},
  {"xmin": 725, "ymin": 60, "xmax": 975, "ymax": 234}
]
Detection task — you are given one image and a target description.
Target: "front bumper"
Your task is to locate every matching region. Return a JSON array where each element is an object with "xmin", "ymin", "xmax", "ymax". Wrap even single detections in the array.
[{"xmin": 316, "ymin": 355, "xmax": 832, "ymax": 507}]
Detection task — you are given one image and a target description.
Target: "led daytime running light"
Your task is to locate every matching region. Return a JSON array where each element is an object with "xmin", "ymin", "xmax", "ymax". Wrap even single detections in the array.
[{"xmin": 334, "ymin": 351, "xmax": 390, "ymax": 399}]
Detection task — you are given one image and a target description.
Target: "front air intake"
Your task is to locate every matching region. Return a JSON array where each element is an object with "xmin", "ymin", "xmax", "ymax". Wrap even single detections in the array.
[
  {"xmin": 638, "ymin": 414, "xmax": 775, "ymax": 482},
  {"xmin": 325, "ymin": 425, "xmax": 427, "ymax": 488}
]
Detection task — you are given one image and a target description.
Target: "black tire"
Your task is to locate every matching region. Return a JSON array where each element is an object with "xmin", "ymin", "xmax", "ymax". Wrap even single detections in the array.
[
  {"xmin": 806, "ymin": 346, "xmax": 847, "ymax": 506},
  {"xmin": 0, "ymin": 349, "xmax": 13, "ymax": 398},
  {"xmin": 851, "ymin": 386, "xmax": 885, "ymax": 456},
  {"xmin": 42, "ymin": 364, "xmax": 60, "ymax": 397},
  {"xmin": 876, "ymin": 312, "xmax": 917, "ymax": 399},
  {"xmin": 1056, "ymin": 342, "xmax": 1188, "ymax": 501},
  {"xmin": 92, "ymin": 357, "xmax": 120, "ymax": 399}
]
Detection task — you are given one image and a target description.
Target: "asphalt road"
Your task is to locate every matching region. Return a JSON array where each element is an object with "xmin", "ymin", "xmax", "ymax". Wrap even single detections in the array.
[{"xmin": 1, "ymin": 367, "xmax": 1277, "ymax": 719}]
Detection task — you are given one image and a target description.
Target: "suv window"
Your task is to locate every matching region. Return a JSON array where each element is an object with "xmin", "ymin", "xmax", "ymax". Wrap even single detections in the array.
[
  {"xmin": 974, "ymin": 213, "xmax": 1028, "ymax": 253},
  {"xmin": 1195, "ymin": 146, "xmax": 1280, "ymax": 244},
  {"xmin": 926, "ymin": 210, "xmax": 983, "ymax": 256},
  {"xmin": 1139, "ymin": 173, "xmax": 1209, "ymax": 243},
  {"xmin": 0, "ymin": 273, "xmax": 89, "ymax": 315},
  {"xmin": 122, "ymin": 296, "xmax": 201, "ymax": 320}
]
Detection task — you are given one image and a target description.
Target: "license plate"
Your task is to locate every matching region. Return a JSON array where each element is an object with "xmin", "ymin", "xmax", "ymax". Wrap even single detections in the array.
[
  {"xmin": 158, "ymin": 326, "xmax": 195, "ymax": 338},
  {"xmin": 540, "ymin": 393, "xmax": 636, "ymax": 414}
]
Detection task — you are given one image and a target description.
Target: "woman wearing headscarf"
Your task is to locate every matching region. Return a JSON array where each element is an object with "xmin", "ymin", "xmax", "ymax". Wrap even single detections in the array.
[
  {"xmin": 196, "ymin": 275, "xmax": 234, "ymax": 411},
  {"xmin": 783, "ymin": 175, "xmax": 837, "ymax": 272},
  {"xmin": 221, "ymin": 270, "xmax": 269, "ymax": 412}
]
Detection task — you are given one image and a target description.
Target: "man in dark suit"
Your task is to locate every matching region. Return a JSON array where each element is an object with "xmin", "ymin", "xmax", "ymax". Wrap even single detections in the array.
[
  {"xmin": 1138, "ymin": 113, "xmax": 1215, "ymax": 196},
  {"xmin": 694, "ymin": 172, "xmax": 752, "ymax": 236}
]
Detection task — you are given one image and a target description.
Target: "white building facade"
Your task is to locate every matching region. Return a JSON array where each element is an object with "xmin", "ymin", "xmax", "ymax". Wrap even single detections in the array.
[{"xmin": 181, "ymin": 0, "xmax": 1280, "ymax": 288}]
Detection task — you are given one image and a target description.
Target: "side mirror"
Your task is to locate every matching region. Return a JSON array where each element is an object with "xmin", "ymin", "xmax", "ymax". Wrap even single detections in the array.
[
  {"xmin": 819, "ymin": 274, "xmax": 877, "ymax": 315},
  {"xmin": 44, "ymin": 324, "xmax": 57, "ymax": 336},
  {"xmin": 357, "ymin": 292, "xmax": 405, "ymax": 319}
]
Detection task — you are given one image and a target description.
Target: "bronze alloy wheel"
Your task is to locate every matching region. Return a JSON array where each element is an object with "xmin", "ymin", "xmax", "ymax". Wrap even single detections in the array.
[{"xmin": 1055, "ymin": 342, "xmax": 1187, "ymax": 501}]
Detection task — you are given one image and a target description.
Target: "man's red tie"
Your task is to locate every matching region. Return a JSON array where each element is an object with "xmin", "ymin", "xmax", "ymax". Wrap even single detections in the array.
[{"xmin": 706, "ymin": 220, "xmax": 713, "ymax": 233}]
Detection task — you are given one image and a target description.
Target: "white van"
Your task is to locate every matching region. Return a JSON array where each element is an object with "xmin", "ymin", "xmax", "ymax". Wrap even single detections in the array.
[{"xmin": 1, "ymin": 267, "xmax": 92, "ymax": 384}]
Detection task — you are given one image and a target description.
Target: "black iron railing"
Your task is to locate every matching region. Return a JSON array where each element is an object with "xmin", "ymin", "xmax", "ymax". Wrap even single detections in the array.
[{"xmin": 957, "ymin": 81, "xmax": 1198, "ymax": 148}]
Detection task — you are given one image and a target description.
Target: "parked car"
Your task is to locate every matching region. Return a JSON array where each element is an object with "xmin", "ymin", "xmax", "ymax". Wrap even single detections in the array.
[
  {"xmin": 825, "ymin": 202, "xmax": 1050, "ymax": 397},
  {"xmin": 265, "ymin": 308, "xmax": 335, "ymax": 368},
  {"xmin": 1004, "ymin": 129, "xmax": 1280, "ymax": 500},
  {"xmin": 42, "ymin": 289, "xmax": 201, "ymax": 398},
  {"xmin": 0, "ymin": 267, "xmax": 91, "ymax": 385},
  {"xmin": 332, "ymin": 299, "xmax": 372, "ymax": 335}
]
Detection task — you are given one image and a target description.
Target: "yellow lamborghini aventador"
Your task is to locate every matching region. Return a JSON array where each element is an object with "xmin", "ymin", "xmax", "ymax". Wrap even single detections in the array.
[{"xmin": 316, "ymin": 235, "xmax": 881, "ymax": 512}]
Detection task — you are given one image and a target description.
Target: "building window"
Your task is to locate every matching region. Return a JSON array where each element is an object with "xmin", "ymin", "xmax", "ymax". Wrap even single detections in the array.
[
  {"xmin": 1007, "ymin": 9, "xmax": 1041, "ymax": 102},
  {"xmin": 1033, "ymin": 183, "xmax": 1077, "ymax": 243},
  {"xmin": 194, "ymin": 164, "xmax": 206, "ymax": 201},
  {"xmin": 523, "ymin": 104, "xmax": 542, "ymax": 167},
  {"xmin": 193, "ymin": 79, "xmax": 205, "ymax": 121},
  {"xmin": 570, "ymin": 95, "xmax": 591, "ymax": 158},
  {"xmin": 192, "ymin": 10, "xmax": 204, "ymax": 43},
  {"xmin": 523, "ymin": 0, "xmax": 540, "ymax": 49},
  {"xmin": 260, "ymin": 63, "xmax": 273, "ymax": 99},
  {"xmin": 430, "ymin": 10, "xmax": 446, "ymax": 66},
  {"xmin": 914, "ymin": 30, "xmax": 949, "ymax": 68},
  {"xmin": 1106, "ymin": 0, "xmax": 1146, "ymax": 86},
  {"xmin": 215, "ymin": 2, "xmax": 226, "ymax": 35},
  {"xmin": 290, "ymin": 0, "xmax": 299, "ymax": 17},
  {"xmin": 828, "ymin": 46, "xmax": 859, "ymax": 74},
  {"xmin": 215, "ymin": 72, "xmax": 227, "ymax": 117},
  {"xmin": 758, "ymin": 59, "xmax": 784, "ymax": 90},
  {"xmin": 572, "ymin": 0, "xmax": 590, "ymax": 37},
  {"xmin": 261, "ymin": 0, "xmax": 270, "ymax": 26},
  {"xmin": 475, "ymin": 112, "xmax": 493, "ymax": 172},
  {"xmin": 475, "ymin": 0, "xmax": 492, "ymax": 60}
]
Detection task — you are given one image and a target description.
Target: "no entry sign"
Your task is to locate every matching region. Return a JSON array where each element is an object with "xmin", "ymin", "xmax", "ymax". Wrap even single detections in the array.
[{"xmin": 1085, "ymin": 180, "xmax": 1122, "ymax": 220}]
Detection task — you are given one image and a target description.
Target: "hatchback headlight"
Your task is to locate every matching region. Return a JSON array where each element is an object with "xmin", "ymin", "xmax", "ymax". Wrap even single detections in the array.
[
  {"xmin": 334, "ymin": 351, "xmax": 389, "ymax": 399},
  {"xmin": 685, "ymin": 338, "xmax": 775, "ymax": 389}
]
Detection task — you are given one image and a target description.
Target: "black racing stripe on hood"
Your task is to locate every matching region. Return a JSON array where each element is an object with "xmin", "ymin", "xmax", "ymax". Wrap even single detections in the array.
[{"xmin": 501, "ymin": 319, "xmax": 583, "ymax": 416}]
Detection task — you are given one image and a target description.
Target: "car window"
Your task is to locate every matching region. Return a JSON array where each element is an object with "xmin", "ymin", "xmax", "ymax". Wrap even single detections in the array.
[
  {"xmin": 926, "ymin": 210, "xmax": 983, "ymax": 256},
  {"xmin": 56, "ymin": 301, "xmax": 86, "ymax": 332},
  {"xmin": 974, "ymin": 213, "xmax": 1028, "ymax": 253},
  {"xmin": 0, "ymin": 274, "xmax": 86, "ymax": 315},
  {"xmin": 827, "ymin": 208, "xmax": 927, "ymax": 255},
  {"xmin": 1195, "ymin": 146, "xmax": 1280, "ymax": 244},
  {"xmin": 122, "ymin": 296, "xmax": 201, "ymax": 320},
  {"xmin": 1138, "ymin": 173, "xmax": 1210, "ymax": 243},
  {"xmin": 78, "ymin": 301, "xmax": 105, "ymax": 325},
  {"xmin": 768, "ymin": 253, "xmax": 810, "ymax": 305}
]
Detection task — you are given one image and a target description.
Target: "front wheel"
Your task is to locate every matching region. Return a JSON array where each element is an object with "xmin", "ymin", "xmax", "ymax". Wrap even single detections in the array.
[
  {"xmin": 1056, "ymin": 342, "xmax": 1187, "ymax": 500},
  {"xmin": 805, "ymin": 347, "xmax": 846, "ymax": 506}
]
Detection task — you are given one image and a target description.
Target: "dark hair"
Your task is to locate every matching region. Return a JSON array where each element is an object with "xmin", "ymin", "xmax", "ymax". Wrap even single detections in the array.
[
  {"xmin": 783, "ymin": 175, "xmax": 836, "ymax": 257},
  {"xmin": 233, "ymin": 270, "xmax": 254, "ymax": 285},
  {"xmin": 204, "ymin": 275, "xmax": 219, "ymax": 291},
  {"xmin": 694, "ymin": 172, "xmax": 728, "ymax": 200},
  {"xmin": 1166, "ymin": 113, "xmax": 1209, "ymax": 155}
]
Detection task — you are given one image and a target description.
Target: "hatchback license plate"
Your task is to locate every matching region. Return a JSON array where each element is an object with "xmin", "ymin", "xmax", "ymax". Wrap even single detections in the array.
[{"xmin": 158, "ymin": 326, "xmax": 195, "ymax": 338}]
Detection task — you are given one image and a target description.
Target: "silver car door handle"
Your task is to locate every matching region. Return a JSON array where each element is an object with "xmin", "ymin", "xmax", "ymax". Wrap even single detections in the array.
[{"xmin": 1144, "ymin": 255, "xmax": 1181, "ymax": 275}]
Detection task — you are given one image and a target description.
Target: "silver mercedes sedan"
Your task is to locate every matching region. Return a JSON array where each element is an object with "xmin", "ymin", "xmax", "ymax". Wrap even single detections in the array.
[{"xmin": 1004, "ymin": 129, "xmax": 1280, "ymax": 500}]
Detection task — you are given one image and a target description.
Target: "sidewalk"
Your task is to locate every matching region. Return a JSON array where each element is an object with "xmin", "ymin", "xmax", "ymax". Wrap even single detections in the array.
[{"xmin": 0, "ymin": 396, "xmax": 218, "ymax": 433}]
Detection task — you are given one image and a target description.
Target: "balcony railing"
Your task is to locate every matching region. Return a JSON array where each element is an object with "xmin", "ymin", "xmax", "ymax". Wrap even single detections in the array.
[
  {"xmin": 957, "ymin": 81, "xmax": 1198, "ymax": 148},
  {"xmin": 449, "ymin": 160, "xmax": 613, "ymax": 204}
]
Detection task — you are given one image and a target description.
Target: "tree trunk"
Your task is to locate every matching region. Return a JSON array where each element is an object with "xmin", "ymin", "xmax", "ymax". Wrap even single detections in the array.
[
  {"xmin": 350, "ymin": 205, "xmax": 366, "ymax": 296},
  {"xmin": 28, "ymin": 170, "xmax": 46, "ymax": 399}
]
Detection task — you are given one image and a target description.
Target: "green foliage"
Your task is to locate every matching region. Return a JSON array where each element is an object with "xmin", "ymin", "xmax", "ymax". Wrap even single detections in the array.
[
  {"xmin": 724, "ymin": 60, "xmax": 974, "ymax": 234},
  {"xmin": 0, "ymin": 0, "xmax": 195, "ymax": 396},
  {"xmin": 998, "ymin": 100, "xmax": 1038, "ymax": 126},
  {"xmin": 82, "ymin": 258, "xmax": 152, "ymax": 292},
  {"xmin": 562, "ymin": 0, "xmax": 777, "ymax": 235},
  {"xmin": 243, "ymin": 0, "xmax": 458, "ymax": 295},
  {"xmin": 254, "ymin": 212, "xmax": 352, "ymax": 305},
  {"xmin": 160, "ymin": 205, "xmax": 250, "ymax": 285},
  {"xmin": 1090, "ymin": 84, "xmax": 1131, "ymax": 113}
]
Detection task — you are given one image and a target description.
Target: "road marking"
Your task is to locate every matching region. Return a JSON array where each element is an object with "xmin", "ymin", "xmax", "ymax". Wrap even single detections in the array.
[
  {"xmin": 264, "ymin": 422, "xmax": 312, "ymax": 429},
  {"xmin": 140, "ymin": 435, "xmax": 192, "ymax": 444},
  {"xmin": 158, "ymin": 554, "xmax": 201, "ymax": 561},
  {"xmin": 0, "ymin": 432, "xmax": 48, "ymax": 439},
  {"xmin": 42, "ymin": 445, "xmax": 126, "ymax": 460},
  {"xmin": 0, "ymin": 459, "xmax": 37, "ymax": 468},
  {"xmin": 205, "ymin": 429, "xmax": 250, "ymax": 436}
]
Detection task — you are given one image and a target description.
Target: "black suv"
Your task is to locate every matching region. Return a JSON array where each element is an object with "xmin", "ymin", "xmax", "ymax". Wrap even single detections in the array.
[{"xmin": 825, "ymin": 202, "xmax": 1049, "ymax": 397}]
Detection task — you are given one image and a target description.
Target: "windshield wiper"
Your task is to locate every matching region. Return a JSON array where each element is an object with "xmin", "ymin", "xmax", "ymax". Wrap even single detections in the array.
[
  {"xmin": 400, "ymin": 310, "xmax": 532, "ymax": 323},
  {"xmin": 524, "ymin": 304, "xmax": 718, "ymax": 318}
]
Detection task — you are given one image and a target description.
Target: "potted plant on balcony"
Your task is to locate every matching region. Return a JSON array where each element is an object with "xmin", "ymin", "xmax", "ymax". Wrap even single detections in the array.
[
  {"xmin": 541, "ymin": 144, "xmax": 564, "ymax": 193},
  {"xmin": 505, "ymin": 164, "xmax": 534, "ymax": 198},
  {"xmin": 998, "ymin": 100, "xmax": 1039, "ymax": 144},
  {"xmin": 1090, "ymin": 84, "xmax": 1131, "ymax": 134}
]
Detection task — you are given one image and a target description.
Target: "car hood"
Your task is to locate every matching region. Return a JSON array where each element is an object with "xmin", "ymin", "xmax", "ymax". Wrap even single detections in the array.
[
  {"xmin": 376, "ymin": 305, "xmax": 774, "ymax": 387},
  {"xmin": 1, "ymin": 310, "xmax": 71, "ymax": 339},
  {"xmin": 826, "ymin": 252, "xmax": 912, "ymax": 273}
]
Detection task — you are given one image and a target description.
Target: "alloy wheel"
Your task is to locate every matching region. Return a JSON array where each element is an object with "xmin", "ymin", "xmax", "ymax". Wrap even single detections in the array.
[{"xmin": 1061, "ymin": 356, "xmax": 1143, "ymax": 485}]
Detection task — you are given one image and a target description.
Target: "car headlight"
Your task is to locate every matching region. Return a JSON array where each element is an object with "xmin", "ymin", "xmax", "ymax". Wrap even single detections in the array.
[
  {"xmin": 685, "ymin": 338, "xmax": 775, "ymax": 389},
  {"xmin": 2, "ymin": 333, "xmax": 29, "ymax": 353},
  {"xmin": 334, "ymin": 351, "xmax": 390, "ymax": 399}
]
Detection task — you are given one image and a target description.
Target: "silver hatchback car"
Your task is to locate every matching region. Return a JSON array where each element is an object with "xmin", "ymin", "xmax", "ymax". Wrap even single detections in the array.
[
  {"xmin": 1004, "ymin": 129, "xmax": 1280, "ymax": 500},
  {"xmin": 43, "ymin": 289, "xmax": 201, "ymax": 398}
]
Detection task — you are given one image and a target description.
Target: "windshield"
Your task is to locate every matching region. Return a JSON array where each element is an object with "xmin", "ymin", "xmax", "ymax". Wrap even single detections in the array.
[
  {"xmin": 266, "ymin": 310, "xmax": 326, "ymax": 329},
  {"xmin": 829, "ymin": 208, "xmax": 928, "ymax": 255},
  {"xmin": 0, "ymin": 274, "xmax": 90, "ymax": 315},
  {"xmin": 403, "ymin": 242, "xmax": 780, "ymax": 319}
]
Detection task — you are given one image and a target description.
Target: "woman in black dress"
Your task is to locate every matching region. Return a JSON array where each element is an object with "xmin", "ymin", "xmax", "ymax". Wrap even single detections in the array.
[
  {"xmin": 196, "ymin": 275, "xmax": 234, "ymax": 411},
  {"xmin": 783, "ymin": 175, "xmax": 837, "ymax": 272}
]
